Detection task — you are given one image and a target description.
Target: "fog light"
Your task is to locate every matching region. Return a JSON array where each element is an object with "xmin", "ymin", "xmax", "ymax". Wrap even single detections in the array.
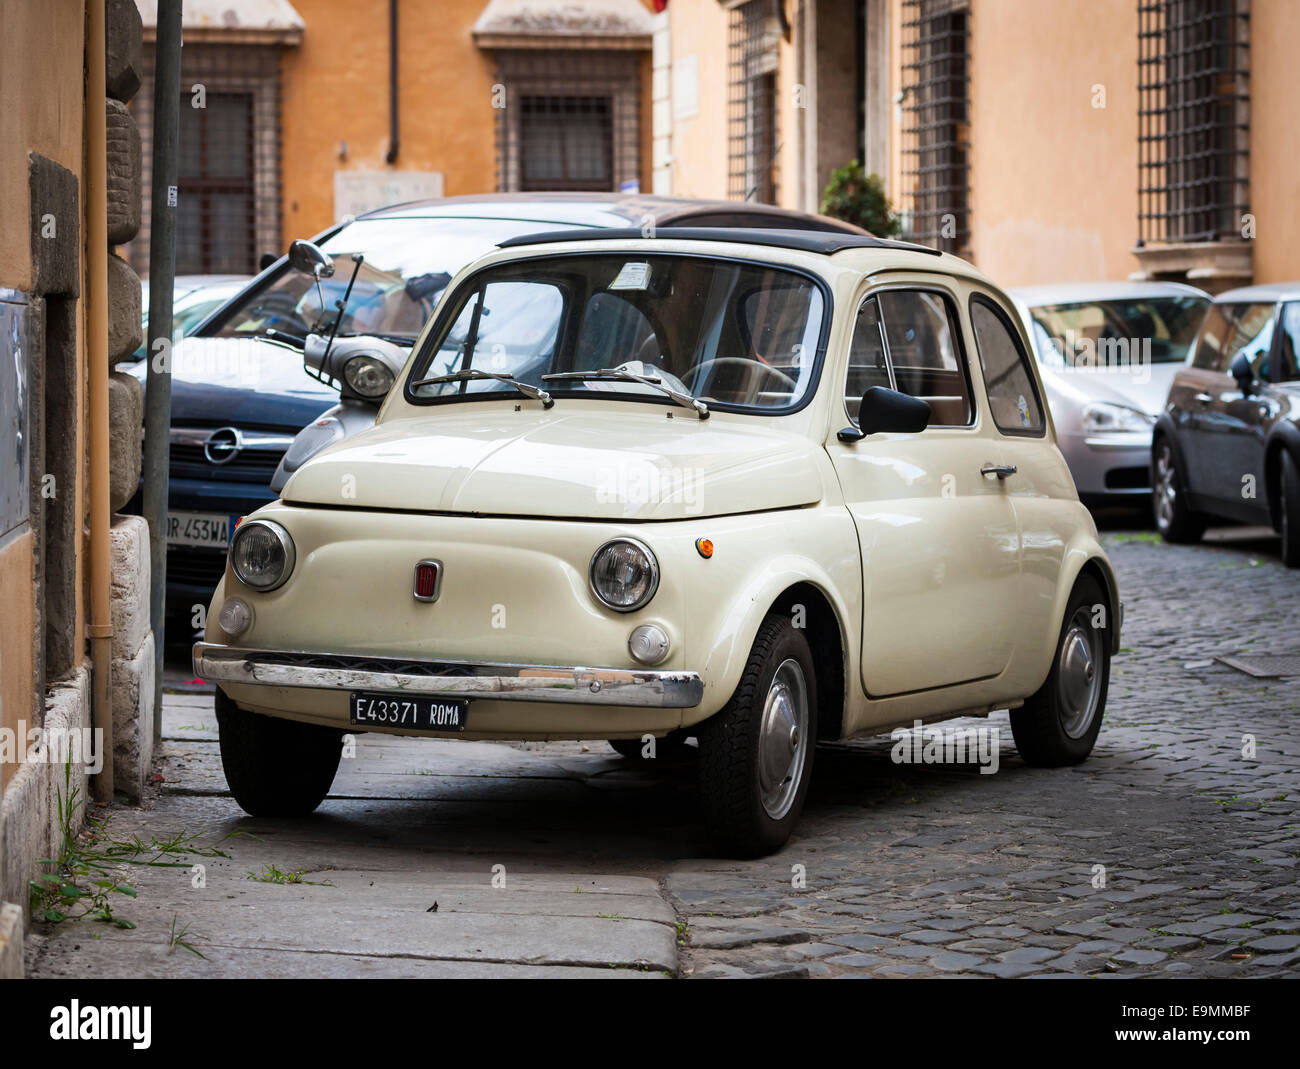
[
  {"xmin": 217, "ymin": 597, "xmax": 253, "ymax": 638},
  {"xmin": 628, "ymin": 624, "xmax": 670, "ymax": 665}
]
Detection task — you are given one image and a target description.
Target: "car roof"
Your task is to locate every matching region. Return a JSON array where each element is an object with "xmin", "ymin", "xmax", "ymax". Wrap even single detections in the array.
[
  {"xmin": 1009, "ymin": 280, "xmax": 1209, "ymax": 305},
  {"xmin": 496, "ymin": 226, "xmax": 942, "ymax": 258},
  {"xmin": 355, "ymin": 192, "xmax": 866, "ymax": 234},
  {"xmin": 1213, "ymin": 281, "xmax": 1300, "ymax": 303}
]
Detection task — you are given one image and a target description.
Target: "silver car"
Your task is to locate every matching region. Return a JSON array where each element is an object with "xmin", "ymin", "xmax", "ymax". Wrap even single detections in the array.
[{"xmin": 1010, "ymin": 282, "xmax": 1210, "ymax": 506}]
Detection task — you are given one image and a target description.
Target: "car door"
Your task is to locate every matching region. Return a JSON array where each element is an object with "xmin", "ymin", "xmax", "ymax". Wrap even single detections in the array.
[
  {"xmin": 828, "ymin": 281, "xmax": 1020, "ymax": 699},
  {"xmin": 1180, "ymin": 301, "xmax": 1275, "ymax": 513}
]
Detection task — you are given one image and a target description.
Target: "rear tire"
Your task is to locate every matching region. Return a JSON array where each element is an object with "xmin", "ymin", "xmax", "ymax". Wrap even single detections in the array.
[
  {"xmin": 1010, "ymin": 575, "xmax": 1110, "ymax": 767},
  {"xmin": 1152, "ymin": 437, "xmax": 1205, "ymax": 543},
  {"xmin": 215, "ymin": 689, "xmax": 343, "ymax": 816},
  {"xmin": 1279, "ymin": 450, "xmax": 1300, "ymax": 568},
  {"xmin": 609, "ymin": 731, "xmax": 693, "ymax": 761},
  {"xmin": 698, "ymin": 614, "xmax": 817, "ymax": 858}
]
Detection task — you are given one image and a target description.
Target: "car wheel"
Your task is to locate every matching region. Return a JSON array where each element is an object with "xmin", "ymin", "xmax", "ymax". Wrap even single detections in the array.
[
  {"xmin": 608, "ymin": 730, "xmax": 693, "ymax": 761},
  {"xmin": 698, "ymin": 613, "xmax": 817, "ymax": 858},
  {"xmin": 1010, "ymin": 574, "xmax": 1110, "ymax": 767},
  {"xmin": 215, "ymin": 688, "xmax": 344, "ymax": 817},
  {"xmin": 1280, "ymin": 450, "xmax": 1300, "ymax": 568},
  {"xmin": 1152, "ymin": 437, "xmax": 1205, "ymax": 543}
]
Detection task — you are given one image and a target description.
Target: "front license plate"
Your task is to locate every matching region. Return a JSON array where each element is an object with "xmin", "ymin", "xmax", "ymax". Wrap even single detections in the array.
[
  {"xmin": 167, "ymin": 511, "xmax": 235, "ymax": 549},
  {"xmin": 348, "ymin": 692, "xmax": 468, "ymax": 732}
]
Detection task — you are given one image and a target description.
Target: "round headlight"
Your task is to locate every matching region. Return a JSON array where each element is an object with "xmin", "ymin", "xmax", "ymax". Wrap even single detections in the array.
[
  {"xmin": 342, "ymin": 354, "xmax": 395, "ymax": 398},
  {"xmin": 230, "ymin": 519, "xmax": 295, "ymax": 592},
  {"xmin": 589, "ymin": 538, "xmax": 659, "ymax": 613}
]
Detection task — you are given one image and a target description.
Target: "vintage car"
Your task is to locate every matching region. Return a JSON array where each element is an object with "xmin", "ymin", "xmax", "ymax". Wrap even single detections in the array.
[{"xmin": 194, "ymin": 228, "xmax": 1122, "ymax": 857}]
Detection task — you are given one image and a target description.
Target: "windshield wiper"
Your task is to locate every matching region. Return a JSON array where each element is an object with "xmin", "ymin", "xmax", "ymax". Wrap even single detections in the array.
[
  {"xmin": 543, "ymin": 368, "xmax": 709, "ymax": 419},
  {"xmin": 410, "ymin": 368, "xmax": 554, "ymax": 409}
]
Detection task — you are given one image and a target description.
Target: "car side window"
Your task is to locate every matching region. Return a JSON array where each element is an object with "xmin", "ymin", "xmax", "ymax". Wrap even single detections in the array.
[
  {"xmin": 875, "ymin": 290, "xmax": 974, "ymax": 426},
  {"xmin": 1276, "ymin": 303, "xmax": 1300, "ymax": 383},
  {"xmin": 844, "ymin": 296, "xmax": 892, "ymax": 413},
  {"xmin": 1191, "ymin": 302, "xmax": 1275, "ymax": 374},
  {"xmin": 970, "ymin": 296, "xmax": 1046, "ymax": 435}
]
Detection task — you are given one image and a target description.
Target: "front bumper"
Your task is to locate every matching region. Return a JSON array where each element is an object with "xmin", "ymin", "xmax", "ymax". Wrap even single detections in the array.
[{"xmin": 193, "ymin": 642, "xmax": 705, "ymax": 709}]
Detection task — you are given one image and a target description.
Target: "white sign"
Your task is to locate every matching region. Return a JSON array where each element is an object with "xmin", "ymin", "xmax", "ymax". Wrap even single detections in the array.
[{"xmin": 334, "ymin": 170, "xmax": 445, "ymax": 221}]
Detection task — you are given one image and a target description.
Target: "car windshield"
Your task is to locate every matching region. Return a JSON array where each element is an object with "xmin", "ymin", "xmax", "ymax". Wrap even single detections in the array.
[
  {"xmin": 1028, "ymin": 296, "xmax": 1209, "ymax": 367},
  {"xmin": 201, "ymin": 217, "xmax": 578, "ymax": 343},
  {"xmin": 408, "ymin": 253, "xmax": 826, "ymax": 413}
]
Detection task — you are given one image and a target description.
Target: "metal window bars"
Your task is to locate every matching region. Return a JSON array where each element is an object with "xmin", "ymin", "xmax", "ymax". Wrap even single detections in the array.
[
  {"xmin": 1137, "ymin": 0, "xmax": 1250, "ymax": 245},
  {"xmin": 727, "ymin": 1, "xmax": 780, "ymax": 204}
]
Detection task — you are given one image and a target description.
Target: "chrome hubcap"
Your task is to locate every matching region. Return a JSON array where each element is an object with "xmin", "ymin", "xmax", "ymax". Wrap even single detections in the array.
[
  {"xmin": 1057, "ymin": 608, "xmax": 1103, "ymax": 739},
  {"xmin": 1154, "ymin": 445, "xmax": 1177, "ymax": 529},
  {"xmin": 758, "ymin": 659, "xmax": 809, "ymax": 820}
]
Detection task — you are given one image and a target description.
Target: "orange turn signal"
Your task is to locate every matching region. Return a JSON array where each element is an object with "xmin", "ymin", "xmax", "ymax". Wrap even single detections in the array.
[{"xmin": 695, "ymin": 538, "xmax": 713, "ymax": 559}]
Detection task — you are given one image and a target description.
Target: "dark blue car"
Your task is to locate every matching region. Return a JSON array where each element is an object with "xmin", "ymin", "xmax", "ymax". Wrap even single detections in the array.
[{"xmin": 130, "ymin": 193, "xmax": 863, "ymax": 633}]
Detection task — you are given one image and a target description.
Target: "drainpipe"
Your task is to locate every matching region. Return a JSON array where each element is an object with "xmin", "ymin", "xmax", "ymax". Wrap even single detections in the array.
[
  {"xmin": 385, "ymin": 0, "xmax": 399, "ymax": 164},
  {"xmin": 87, "ymin": 0, "xmax": 115, "ymax": 801}
]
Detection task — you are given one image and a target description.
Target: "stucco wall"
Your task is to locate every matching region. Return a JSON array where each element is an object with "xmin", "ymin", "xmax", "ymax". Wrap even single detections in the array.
[{"xmin": 1248, "ymin": 0, "xmax": 1300, "ymax": 285}]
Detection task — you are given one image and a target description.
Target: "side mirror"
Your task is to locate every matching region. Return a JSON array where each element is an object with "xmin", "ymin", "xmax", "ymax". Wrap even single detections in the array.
[
  {"xmin": 838, "ymin": 386, "xmax": 931, "ymax": 442},
  {"xmin": 1229, "ymin": 350, "xmax": 1255, "ymax": 393},
  {"xmin": 287, "ymin": 239, "xmax": 335, "ymax": 281}
]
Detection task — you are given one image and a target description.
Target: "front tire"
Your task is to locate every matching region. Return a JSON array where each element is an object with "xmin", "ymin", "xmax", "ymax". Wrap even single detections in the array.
[
  {"xmin": 1152, "ymin": 437, "xmax": 1205, "ymax": 543},
  {"xmin": 698, "ymin": 614, "xmax": 817, "ymax": 858},
  {"xmin": 1010, "ymin": 575, "xmax": 1110, "ymax": 766},
  {"xmin": 1279, "ymin": 450, "xmax": 1300, "ymax": 568},
  {"xmin": 215, "ymin": 689, "xmax": 344, "ymax": 816}
]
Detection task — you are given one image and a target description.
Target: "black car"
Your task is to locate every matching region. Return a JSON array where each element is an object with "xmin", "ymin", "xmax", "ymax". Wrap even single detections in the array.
[
  {"xmin": 135, "ymin": 193, "xmax": 865, "ymax": 633},
  {"xmin": 1153, "ymin": 282, "xmax": 1300, "ymax": 566}
]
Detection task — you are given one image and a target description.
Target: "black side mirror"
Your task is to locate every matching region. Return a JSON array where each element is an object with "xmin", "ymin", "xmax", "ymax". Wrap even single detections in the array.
[
  {"xmin": 1229, "ymin": 350, "xmax": 1255, "ymax": 393},
  {"xmin": 838, "ymin": 386, "xmax": 931, "ymax": 442},
  {"xmin": 259, "ymin": 251, "xmax": 278, "ymax": 272},
  {"xmin": 287, "ymin": 239, "xmax": 335, "ymax": 281}
]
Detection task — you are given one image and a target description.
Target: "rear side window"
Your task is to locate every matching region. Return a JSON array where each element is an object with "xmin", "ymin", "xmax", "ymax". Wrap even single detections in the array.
[
  {"xmin": 1191, "ymin": 302, "xmax": 1275, "ymax": 374},
  {"xmin": 875, "ymin": 290, "xmax": 974, "ymax": 427},
  {"xmin": 970, "ymin": 296, "xmax": 1045, "ymax": 436}
]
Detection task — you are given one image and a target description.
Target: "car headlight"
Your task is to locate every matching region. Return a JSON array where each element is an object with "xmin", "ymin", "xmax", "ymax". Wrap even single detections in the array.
[
  {"xmin": 342, "ymin": 354, "xmax": 395, "ymax": 398},
  {"xmin": 229, "ymin": 519, "xmax": 295, "ymax": 592},
  {"xmin": 1081, "ymin": 401, "xmax": 1154, "ymax": 434},
  {"xmin": 589, "ymin": 538, "xmax": 659, "ymax": 612}
]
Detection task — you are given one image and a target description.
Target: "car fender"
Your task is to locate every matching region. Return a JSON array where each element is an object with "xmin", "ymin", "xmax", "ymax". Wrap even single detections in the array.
[{"xmin": 1264, "ymin": 421, "xmax": 1300, "ymax": 527}]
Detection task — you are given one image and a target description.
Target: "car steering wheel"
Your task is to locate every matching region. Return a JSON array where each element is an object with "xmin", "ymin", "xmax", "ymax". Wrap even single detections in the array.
[{"xmin": 684, "ymin": 357, "xmax": 799, "ymax": 393}]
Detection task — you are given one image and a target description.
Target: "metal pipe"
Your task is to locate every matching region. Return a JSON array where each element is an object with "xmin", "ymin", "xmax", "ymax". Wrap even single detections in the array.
[
  {"xmin": 87, "ymin": 0, "xmax": 114, "ymax": 801},
  {"xmin": 145, "ymin": 0, "xmax": 183, "ymax": 747},
  {"xmin": 385, "ymin": 0, "xmax": 399, "ymax": 164}
]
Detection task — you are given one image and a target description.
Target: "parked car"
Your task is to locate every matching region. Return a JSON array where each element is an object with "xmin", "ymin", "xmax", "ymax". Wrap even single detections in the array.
[
  {"xmin": 1010, "ymin": 282, "xmax": 1209, "ymax": 506},
  {"xmin": 1153, "ymin": 283, "xmax": 1300, "ymax": 566},
  {"xmin": 138, "ymin": 194, "xmax": 867, "ymax": 632},
  {"xmin": 135, "ymin": 275, "xmax": 248, "ymax": 358},
  {"xmin": 194, "ymin": 227, "xmax": 1121, "ymax": 856}
]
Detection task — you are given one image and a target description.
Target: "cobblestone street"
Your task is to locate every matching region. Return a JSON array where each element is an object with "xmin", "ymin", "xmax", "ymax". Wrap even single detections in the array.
[{"xmin": 26, "ymin": 521, "xmax": 1300, "ymax": 979}]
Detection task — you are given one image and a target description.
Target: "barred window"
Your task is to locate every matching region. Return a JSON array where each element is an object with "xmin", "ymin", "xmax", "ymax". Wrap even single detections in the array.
[
  {"xmin": 727, "ymin": 0, "xmax": 780, "ymax": 204},
  {"xmin": 899, "ymin": 0, "xmax": 970, "ymax": 257},
  {"xmin": 1137, "ymin": 0, "xmax": 1250, "ymax": 245}
]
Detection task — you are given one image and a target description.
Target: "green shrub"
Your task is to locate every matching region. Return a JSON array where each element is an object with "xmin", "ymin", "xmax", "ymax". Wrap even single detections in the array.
[{"xmin": 821, "ymin": 161, "xmax": 900, "ymax": 237}]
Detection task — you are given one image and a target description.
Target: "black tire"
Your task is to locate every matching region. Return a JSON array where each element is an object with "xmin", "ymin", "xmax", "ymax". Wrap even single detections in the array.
[
  {"xmin": 698, "ymin": 614, "xmax": 818, "ymax": 858},
  {"xmin": 1152, "ymin": 436, "xmax": 1205, "ymax": 543},
  {"xmin": 1011, "ymin": 575, "xmax": 1110, "ymax": 767},
  {"xmin": 608, "ymin": 730, "xmax": 693, "ymax": 761},
  {"xmin": 1279, "ymin": 450, "xmax": 1300, "ymax": 568},
  {"xmin": 215, "ymin": 688, "xmax": 344, "ymax": 817}
]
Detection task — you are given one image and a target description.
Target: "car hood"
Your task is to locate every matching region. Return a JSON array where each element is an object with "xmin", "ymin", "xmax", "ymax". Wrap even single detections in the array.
[
  {"xmin": 1039, "ymin": 362, "xmax": 1181, "ymax": 423},
  {"xmin": 281, "ymin": 407, "xmax": 828, "ymax": 520},
  {"xmin": 124, "ymin": 336, "xmax": 337, "ymax": 428}
]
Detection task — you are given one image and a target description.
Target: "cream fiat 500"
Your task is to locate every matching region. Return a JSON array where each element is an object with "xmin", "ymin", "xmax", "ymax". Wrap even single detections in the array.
[{"xmin": 196, "ymin": 228, "xmax": 1121, "ymax": 857}]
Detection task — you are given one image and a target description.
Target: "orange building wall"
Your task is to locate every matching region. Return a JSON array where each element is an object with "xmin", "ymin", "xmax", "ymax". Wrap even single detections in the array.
[
  {"xmin": 1248, "ymin": 0, "xmax": 1300, "ymax": 285},
  {"xmin": 0, "ymin": 0, "xmax": 88, "ymax": 792}
]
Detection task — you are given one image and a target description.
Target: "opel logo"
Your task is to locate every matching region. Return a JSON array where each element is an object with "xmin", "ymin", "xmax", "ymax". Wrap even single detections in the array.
[{"xmin": 203, "ymin": 427, "xmax": 243, "ymax": 465}]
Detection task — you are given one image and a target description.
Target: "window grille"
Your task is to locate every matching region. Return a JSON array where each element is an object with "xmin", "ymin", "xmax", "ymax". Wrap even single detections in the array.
[
  {"xmin": 899, "ymin": 0, "xmax": 969, "ymax": 256},
  {"xmin": 727, "ymin": 1, "xmax": 780, "ymax": 204},
  {"xmin": 1137, "ymin": 0, "xmax": 1250, "ymax": 245}
]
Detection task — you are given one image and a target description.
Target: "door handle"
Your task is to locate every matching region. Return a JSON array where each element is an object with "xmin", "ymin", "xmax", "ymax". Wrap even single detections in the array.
[
  {"xmin": 980, "ymin": 464, "xmax": 1017, "ymax": 479},
  {"xmin": 1193, "ymin": 392, "xmax": 1215, "ymax": 404}
]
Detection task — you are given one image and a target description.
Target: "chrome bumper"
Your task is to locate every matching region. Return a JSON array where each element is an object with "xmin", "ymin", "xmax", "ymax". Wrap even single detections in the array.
[{"xmin": 192, "ymin": 642, "xmax": 704, "ymax": 709}]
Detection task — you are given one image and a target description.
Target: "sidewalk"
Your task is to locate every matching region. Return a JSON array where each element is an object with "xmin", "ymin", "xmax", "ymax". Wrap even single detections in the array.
[{"xmin": 25, "ymin": 684, "xmax": 679, "ymax": 978}]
